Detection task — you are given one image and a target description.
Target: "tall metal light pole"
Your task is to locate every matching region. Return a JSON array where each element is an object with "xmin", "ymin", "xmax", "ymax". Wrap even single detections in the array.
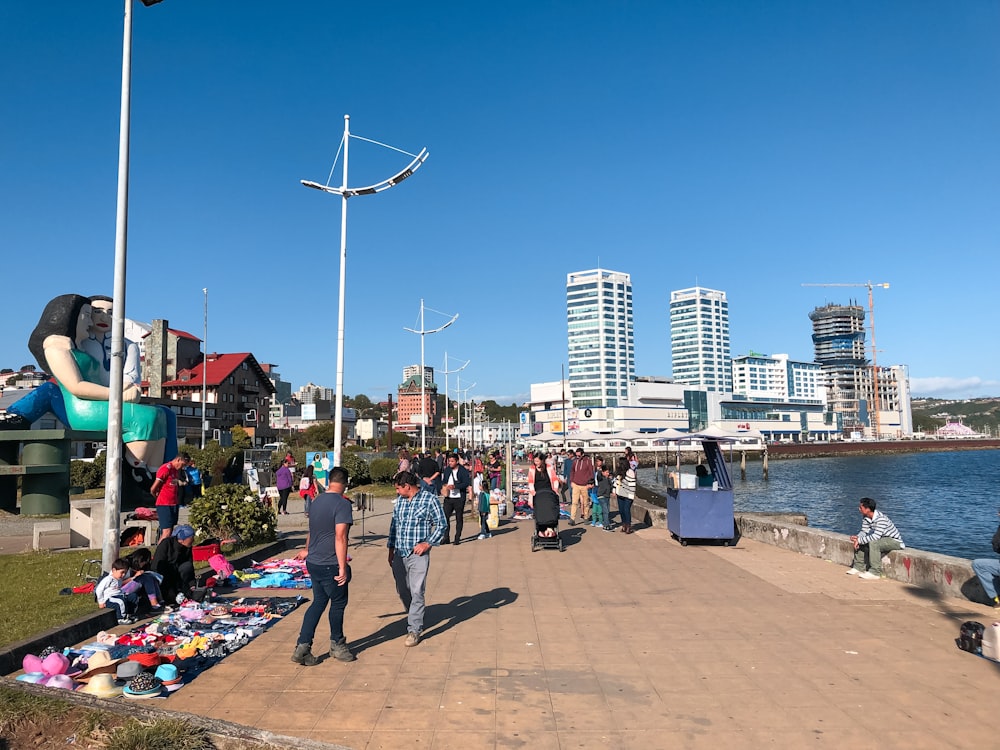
[
  {"xmin": 102, "ymin": 0, "xmax": 163, "ymax": 575},
  {"xmin": 302, "ymin": 116, "xmax": 427, "ymax": 466},
  {"xmin": 200, "ymin": 287, "xmax": 208, "ymax": 449},
  {"xmin": 404, "ymin": 299, "xmax": 457, "ymax": 454},
  {"xmin": 458, "ymin": 382, "xmax": 476, "ymax": 452},
  {"xmin": 440, "ymin": 352, "xmax": 468, "ymax": 451}
]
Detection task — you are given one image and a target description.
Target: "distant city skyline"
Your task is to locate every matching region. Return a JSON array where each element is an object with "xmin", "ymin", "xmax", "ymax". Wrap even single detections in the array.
[{"xmin": 2, "ymin": 3, "xmax": 998, "ymax": 402}]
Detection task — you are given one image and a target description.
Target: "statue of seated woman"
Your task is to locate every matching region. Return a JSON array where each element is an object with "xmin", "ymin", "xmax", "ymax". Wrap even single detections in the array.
[{"xmin": 23, "ymin": 294, "xmax": 168, "ymax": 475}]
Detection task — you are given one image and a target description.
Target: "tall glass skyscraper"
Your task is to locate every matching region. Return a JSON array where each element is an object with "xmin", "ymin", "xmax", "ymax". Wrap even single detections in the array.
[
  {"xmin": 669, "ymin": 286, "xmax": 732, "ymax": 393},
  {"xmin": 566, "ymin": 269, "xmax": 634, "ymax": 408}
]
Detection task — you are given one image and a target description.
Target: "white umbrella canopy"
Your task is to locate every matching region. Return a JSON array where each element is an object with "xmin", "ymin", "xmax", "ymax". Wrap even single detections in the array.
[
  {"xmin": 566, "ymin": 430, "xmax": 602, "ymax": 443},
  {"xmin": 651, "ymin": 428, "xmax": 690, "ymax": 444},
  {"xmin": 530, "ymin": 431, "xmax": 563, "ymax": 444},
  {"xmin": 611, "ymin": 429, "xmax": 649, "ymax": 441}
]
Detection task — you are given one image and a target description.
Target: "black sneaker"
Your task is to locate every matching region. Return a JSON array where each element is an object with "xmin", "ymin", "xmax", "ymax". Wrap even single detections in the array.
[{"xmin": 0, "ymin": 413, "xmax": 29, "ymax": 430}]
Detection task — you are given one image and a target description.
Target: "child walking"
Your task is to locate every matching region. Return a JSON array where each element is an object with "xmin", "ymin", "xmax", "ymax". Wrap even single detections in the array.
[
  {"xmin": 595, "ymin": 465, "xmax": 614, "ymax": 531},
  {"xmin": 475, "ymin": 471, "xmax": 492, "ymax": 540}
]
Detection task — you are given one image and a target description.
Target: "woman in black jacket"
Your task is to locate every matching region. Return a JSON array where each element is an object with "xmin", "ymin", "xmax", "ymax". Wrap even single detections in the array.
[{"xmin": 151, "ymin": 524, "xmax": 196, "ymax": 604}]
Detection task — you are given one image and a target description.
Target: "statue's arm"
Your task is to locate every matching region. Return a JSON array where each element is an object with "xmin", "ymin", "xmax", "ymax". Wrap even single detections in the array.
[{"xmin": 44, "ymin": 335, "xmax": 141, "ymax": 402}]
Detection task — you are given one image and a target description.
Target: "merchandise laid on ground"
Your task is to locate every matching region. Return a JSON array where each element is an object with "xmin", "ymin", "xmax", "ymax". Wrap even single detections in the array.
[
  {"xmin": 13, "ymin": 596, "xmax": 304, "ymax": 699},
  {"xmin": 238, "ymin": 558, "xmax": 314, "ymax": 589}
]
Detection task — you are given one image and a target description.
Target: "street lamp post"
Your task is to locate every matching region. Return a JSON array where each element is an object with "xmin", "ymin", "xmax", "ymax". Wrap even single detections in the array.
[
  {"xmin": 200, "ymin": 287, "xmax": 208, "ymax": 449},
  {"xmin": 440, "ymin": 352, "xmax": 468, "ymax": 452},
  {"xmin": 102, "ymin": 0, "xmax": 163, "ymax": 575},
  {"xmin": 403, "ymin": 299, "xmax": 457, "ymax": 454},
  {"xmin": 457, "ymin": 382, "xmax": 476, "ymax": 452},
  {"xmin": 302, "ymin": 115, "xmax": 427, "ymax": 466}
]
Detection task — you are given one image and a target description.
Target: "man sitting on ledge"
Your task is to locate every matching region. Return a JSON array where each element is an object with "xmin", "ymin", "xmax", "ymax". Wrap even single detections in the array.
[
  {"xmin": 972, "ymin": 512, "xmax": 1000, "ymax": 609},
  {"xmin": 847, "ymin": 497, "xmax": 904, "ymax": 580}
]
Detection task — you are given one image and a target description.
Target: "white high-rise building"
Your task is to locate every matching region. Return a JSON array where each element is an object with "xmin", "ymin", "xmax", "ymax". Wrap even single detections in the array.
[
  {"xmin": 402, "ymin": 364, "xmax": 435, "ymax": 387},
  {"xmin": 566, "ymin": 268, "xmax": 634, "ymax": 408},
  {"xmin": 669, "ymin": 286, "xmax": 732, "ymax": 392},
  {"xmin": 731, "ymin": 353, "xmax": 824, "ymax": 402}
]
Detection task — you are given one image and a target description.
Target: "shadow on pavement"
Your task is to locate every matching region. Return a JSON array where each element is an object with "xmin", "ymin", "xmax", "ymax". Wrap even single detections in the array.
[{"xmin": 349, "ymin": 587, "xmax": 518, "ymax": 655}]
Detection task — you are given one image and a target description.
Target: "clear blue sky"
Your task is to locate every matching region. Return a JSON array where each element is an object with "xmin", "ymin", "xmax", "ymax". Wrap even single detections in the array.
[{"xmin": 3, "ymin": 1, "xmax": 998, "ymax": 404}]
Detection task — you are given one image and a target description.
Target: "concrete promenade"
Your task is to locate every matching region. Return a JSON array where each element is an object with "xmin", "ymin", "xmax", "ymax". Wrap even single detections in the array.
[
  {"xmin": 5, "ymin": 492, "xmax": 1000, "ymax": 748},
  {"xmin": 146, "ymin": 496, "xmax": 1000, "ymax": 749}
]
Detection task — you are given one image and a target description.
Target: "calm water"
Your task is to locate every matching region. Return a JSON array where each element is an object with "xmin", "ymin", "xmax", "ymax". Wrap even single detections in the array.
[{"xmin": 638, "ymin": 448, "xmax": 1000, "ymax": 560}]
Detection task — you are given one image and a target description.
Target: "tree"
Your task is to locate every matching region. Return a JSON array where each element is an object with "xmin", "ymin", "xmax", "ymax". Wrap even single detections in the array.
[
  {"xmin": 352, "ymin": 393, "xmax": 376, "ymax": 418},
  {"xmin": 301, "ymin": 422, "xmax": 338, "ymax": 449},
  {"xmin": 230, "ymin": 425, "xmax": 252, "ymax": 448}
]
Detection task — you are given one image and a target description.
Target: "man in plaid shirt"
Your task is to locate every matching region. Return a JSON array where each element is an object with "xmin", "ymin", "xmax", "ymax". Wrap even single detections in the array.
[{"xmin": 388, "ymin": 471, "xmax": 447, "ymax": 647}]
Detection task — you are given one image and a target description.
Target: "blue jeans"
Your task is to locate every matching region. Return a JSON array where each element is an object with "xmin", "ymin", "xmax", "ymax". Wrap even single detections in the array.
[
  {"xmin": 597, "ymin": 495, "xmax": 611, "ymax": 526},
  {"xmin": 617, "ymin": 496, "xmax": 633, "ymax": 527},
  {"xmin": 973, "ymin": 558, "xmax": 1000, "ymax": 600},
  {"xmin": 298, "ymin": 562, "xmax": 351, "ymax": 646}
]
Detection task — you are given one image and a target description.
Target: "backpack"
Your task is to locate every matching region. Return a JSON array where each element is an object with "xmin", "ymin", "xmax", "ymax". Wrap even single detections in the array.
[
  {"xmin": 956, "ymin": 620, "xmax": 985, "ymax": 655},
  {"xmin": 299, "ymin": 476, "xmax": 311, "ymax": 491},
  {"xmin": 207, "ymin": 553, "xmax": 235, "ymax": 579}
]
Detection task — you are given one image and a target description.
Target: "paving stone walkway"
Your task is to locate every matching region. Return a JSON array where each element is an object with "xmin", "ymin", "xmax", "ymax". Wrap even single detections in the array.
[{"xmin": 151, "ymin": 498, "xmax": 1000, "ymax": 749}]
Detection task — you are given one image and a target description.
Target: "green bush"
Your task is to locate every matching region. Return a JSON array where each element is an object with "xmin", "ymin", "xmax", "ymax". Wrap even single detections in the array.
[
  {"xmin": 369, "ymin": 457, "xmax": 398, "ymax": 484},
  {"xmin": 188, "ymin": 483, "xmax": 277, "ymax": 547},
  {"xmin": 339, "ymin": 451, "xmax": 370, "ymax": 487},
  {"xmin": 69, "ymin": 460, "xmax": 102, "ymax": 490}
]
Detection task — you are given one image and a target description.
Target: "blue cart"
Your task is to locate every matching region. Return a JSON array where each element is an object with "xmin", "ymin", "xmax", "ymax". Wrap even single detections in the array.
[{"xmin": 666, "ymin": 436, "xmax": 735, "ymax": 546}]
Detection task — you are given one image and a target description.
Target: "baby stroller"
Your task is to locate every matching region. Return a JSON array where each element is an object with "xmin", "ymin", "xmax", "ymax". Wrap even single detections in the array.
[{"xmin": 530, "ymin": 489, "xmax": 564, "ymax": 552}]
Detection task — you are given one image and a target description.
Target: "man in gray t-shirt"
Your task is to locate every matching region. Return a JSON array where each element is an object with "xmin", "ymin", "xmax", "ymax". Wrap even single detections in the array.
[{"xmin": 291, "ymin": 466, "xmax": 356, "ymax": 665}]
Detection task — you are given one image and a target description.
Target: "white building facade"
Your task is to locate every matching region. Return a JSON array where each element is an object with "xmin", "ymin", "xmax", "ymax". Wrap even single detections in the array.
[
  {"xmin": 731, "ymin": 353, "xmax": 825, "ymax": 402},
  {"xmin": 669, "ymin": 286, "xmax": 732, "ymax": 393},
  {"xmin": 566, "ymin": 269, "xmax": 635, "ymax": 408}
]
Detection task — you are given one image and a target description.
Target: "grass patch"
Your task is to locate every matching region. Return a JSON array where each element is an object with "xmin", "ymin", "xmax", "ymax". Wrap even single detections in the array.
[
  {"xmin": 99, "ymin": 717, "xmax": 214, "ymax": 750},
  {"xmin": 0, "ymin": 549, "xmax": 102, "ymax": 649},
  {"xmin": 0, "ymin": 684, "xmax": 73, "ymax": 735}
]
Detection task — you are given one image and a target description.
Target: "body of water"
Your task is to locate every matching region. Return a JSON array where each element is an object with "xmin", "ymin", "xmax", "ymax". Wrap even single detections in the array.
[{"xmin": 638, "ymin": 448, "xmax": 1000, "ymax": 560}]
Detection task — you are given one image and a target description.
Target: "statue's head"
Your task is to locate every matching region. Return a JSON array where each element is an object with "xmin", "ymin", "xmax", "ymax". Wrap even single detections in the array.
[{"xmin": 28, "ymin": 294, "xmax": 91, "ymax": 374}]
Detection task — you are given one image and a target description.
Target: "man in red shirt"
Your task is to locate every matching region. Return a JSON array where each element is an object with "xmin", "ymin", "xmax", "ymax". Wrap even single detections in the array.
[
  {"xmin": 151, "ymin": 453, "xmax": 191, "ymax": 541},
  {"xmin": 568, "ymin": 448, "xmax": 595, "ymax": 525}
]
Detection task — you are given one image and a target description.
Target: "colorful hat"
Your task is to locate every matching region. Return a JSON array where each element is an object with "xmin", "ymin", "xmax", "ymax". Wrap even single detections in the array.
[
  {"xmin": 127, "ymin": 652, "xmax": 162, "ymax": 669},
  {"xmin": 116, "ymin": 661, "xmax": 143, "ymax": 681},
  {"xmin": 153, "ymin": 663, "xmax": 181, "ymax": 685},
  {"xmin": 41, "ymin": 673, "xmax": 78, "ymax": 690},
  {"xmin": 78, "ymin": 672, "xmax": 123, "ymax": 698},
  {"xmin": 123, "ymin": 672, "xmax": 163, "ymax": 699},
  {"xmin": 77, "ymin": 651, "xmax": 124, "ymax": 680}
]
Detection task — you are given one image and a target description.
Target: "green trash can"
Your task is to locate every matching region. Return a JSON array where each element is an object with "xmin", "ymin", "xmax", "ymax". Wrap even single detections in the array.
[{"xmin": 20, "ymin": 437, "xmax": 70, "ymax": 516}]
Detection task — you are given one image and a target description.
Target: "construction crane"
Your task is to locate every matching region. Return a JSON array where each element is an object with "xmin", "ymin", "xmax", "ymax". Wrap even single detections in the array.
[{"xmin": 802, "ymin": 281, "xmax": 890, "ymax": 439}]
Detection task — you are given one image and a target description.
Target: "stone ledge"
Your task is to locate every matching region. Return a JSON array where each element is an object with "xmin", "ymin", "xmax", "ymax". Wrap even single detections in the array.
[
  {"xmin": 629, "ymin": 494, "xmax": 990, "ymax": 605},
  {"xmin": 734, "ymin": 512, "xmax": 989, "ymax": 603}
]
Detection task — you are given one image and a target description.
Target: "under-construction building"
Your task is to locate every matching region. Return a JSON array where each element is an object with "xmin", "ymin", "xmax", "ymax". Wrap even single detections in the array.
[{"xmin": 809, "ymin": 303, "xmax": 869, "ymax": 431}]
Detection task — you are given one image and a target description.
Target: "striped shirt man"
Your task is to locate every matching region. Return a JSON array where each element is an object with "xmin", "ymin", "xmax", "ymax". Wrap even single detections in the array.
[{"xmin": 857, "ymin": 509, "xmax": 905, "ymax": 548}]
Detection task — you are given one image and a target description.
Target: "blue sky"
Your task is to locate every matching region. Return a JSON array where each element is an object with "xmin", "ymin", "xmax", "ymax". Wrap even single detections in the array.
[{"xmin": 3, "ymin": 1, "xmax": 998, "ymax": 405}]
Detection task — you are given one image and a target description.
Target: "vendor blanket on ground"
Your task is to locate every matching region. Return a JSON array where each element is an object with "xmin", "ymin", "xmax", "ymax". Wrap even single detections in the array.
[
  {"xmin": 237, "ymin": 558, "xmax": 312, "ymax": 589},
  {"xmin": 14, "ymin": 596, "xmax": 304, "ymax": 699}
]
